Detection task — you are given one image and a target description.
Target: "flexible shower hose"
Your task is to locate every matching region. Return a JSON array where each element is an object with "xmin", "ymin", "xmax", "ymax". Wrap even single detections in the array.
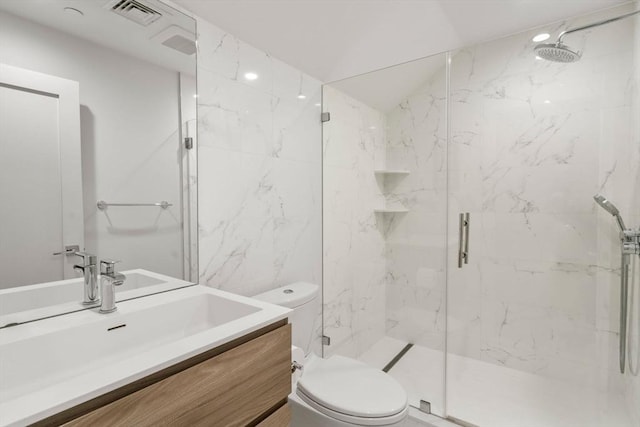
[{"xmin": 628, "ymin": 254, "xmax": 639, "ymax": 376}]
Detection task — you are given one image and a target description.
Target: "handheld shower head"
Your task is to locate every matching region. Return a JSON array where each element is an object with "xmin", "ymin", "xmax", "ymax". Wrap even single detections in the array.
[
  {"xmin": 594, "ymin": 194, "xmax": 626, "ymax": 231},
  {"xmin": 594, "ymin": 194, "xmax": 620, "ymax": 216}
]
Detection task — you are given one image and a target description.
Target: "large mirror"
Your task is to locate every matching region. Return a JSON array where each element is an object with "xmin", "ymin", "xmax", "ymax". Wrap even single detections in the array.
[{"xmin": 0, "ymin": 0, "xmax": 197, "ymax": 326}]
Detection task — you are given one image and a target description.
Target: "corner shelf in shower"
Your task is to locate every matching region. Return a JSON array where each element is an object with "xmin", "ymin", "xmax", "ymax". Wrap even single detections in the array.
[
  {"xmin": 374, "ymin": 169, "xmax": 410, "ymax": 214},
  {"xmin": 374, "ymin": 206, "xmax": 409, "ymax": 214},
  {"xmin": 374, "ymin": 169, "xmax": 410, "ymax": 177}
]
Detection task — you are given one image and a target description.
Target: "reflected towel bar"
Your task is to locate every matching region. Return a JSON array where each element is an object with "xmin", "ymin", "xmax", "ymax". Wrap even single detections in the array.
[{"xmin": 97, "ymin": 200, "xmax": 172, "ymax": 210}]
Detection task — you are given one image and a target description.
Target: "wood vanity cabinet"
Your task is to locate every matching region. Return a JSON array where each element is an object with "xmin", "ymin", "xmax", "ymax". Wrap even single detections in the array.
[{"xmin": 37, "ymin": 320, "xmax": 291, "ymax": 427}]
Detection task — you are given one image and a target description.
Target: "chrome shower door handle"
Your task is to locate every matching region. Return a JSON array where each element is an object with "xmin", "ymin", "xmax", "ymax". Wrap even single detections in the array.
[
  {"xmin": 464, "ymin": 212, "xmax": 470, "ymax": 265},
  {"xmin": 458, "ymin": 213, "xmax": 464, "ymax": 268},
  {"xmin": 458, "ymin": 212, "xmax": 470, "ymax": 268}
]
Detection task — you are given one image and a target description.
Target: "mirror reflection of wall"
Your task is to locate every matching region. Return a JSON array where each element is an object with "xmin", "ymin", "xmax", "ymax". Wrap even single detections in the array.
[{"xmin": 0, "ymin": 0, "xmax": 197, "ymax": 290}]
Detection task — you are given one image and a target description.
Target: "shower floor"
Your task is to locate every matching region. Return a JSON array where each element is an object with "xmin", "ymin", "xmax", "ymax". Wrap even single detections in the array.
[{"xmin": 358, "ymin": 336, "xmax": 635, "ymax": 427}]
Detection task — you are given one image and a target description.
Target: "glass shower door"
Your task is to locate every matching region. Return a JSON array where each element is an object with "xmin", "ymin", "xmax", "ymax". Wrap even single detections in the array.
[
  {"xmin": 321, "ymin": 53, "xmax": 449, "ymax": 416},
  {"xmin": 445, "ymin": 3, "xmax": 640, "ymax": 426}
]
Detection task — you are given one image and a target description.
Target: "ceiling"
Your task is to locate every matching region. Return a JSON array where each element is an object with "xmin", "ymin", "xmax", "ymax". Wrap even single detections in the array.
[
  {"xmin": 330, "ymin": 53, "xmax": 445, "ymax": 112},
  {"xmin": 173, "ymin": 0, "xmax": 630, "ymax": 83},
  {"xmin": 0, "ymin": 0, "xmax": 196, "ymax": 75}
]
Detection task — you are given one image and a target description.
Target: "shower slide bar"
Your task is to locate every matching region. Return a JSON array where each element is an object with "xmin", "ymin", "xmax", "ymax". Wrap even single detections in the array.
[
  {"xmin": 96, "ymin": 200, "xmax": 172, "ymax": 210},
  {"xmin": 594, "ymin": 194, "xmax": 640, "ymax": 373}
]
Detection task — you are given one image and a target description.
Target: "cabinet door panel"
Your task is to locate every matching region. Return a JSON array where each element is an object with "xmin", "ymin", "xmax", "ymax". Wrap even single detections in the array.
[
  {"xmin": 257, "ymin": 403, "xmax": 291, "ymax": 427},
  {"xmin": 65, "ymin": 324, "xmax": 291, "ymax": 427}
]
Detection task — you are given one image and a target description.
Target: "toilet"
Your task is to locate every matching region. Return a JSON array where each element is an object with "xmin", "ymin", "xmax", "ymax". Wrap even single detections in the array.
[{"xmin": 254, "ymin": 282, "xmax": 409, "ymax": 427}]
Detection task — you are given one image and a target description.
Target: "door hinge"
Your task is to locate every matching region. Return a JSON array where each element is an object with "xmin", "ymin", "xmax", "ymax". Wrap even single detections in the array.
[
  {"xmin": 184, "ymin": 137, "xmax": 193, "ymax": 150},
  {"xmin": 322, "ymin": 335, "xmax": 331, "ymax": 345},
  {"xmin": 419, "ymin": 400, "xmax": 431, "ymax": 414},
  {"xmin": 321, "ymin": 112, "xmax": 330, "ymax": 123}
]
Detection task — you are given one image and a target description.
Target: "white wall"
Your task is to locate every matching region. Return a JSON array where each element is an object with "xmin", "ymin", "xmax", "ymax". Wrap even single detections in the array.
[
  {"xmin": 195, "ymin": 19, "xmax": 323, "ymax": 353},
  {"xmin": 0, "ymin": 11, "xmax": 185, "ymax": 278}
]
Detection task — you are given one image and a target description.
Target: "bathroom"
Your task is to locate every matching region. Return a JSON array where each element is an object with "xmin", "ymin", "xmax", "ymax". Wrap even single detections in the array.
[{"xmin": 0, "ymin": 0, "xmax": 638, "ymax": 426}]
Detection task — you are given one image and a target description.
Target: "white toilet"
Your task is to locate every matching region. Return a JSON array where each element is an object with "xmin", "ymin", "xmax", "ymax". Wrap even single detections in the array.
[{"xmin": 254, "ymin": 282, "xmax": 409, "ymax": 427}]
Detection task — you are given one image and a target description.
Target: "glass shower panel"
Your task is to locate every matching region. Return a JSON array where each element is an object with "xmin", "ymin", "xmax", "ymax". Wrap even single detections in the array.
[
  {"xmin": 446, "ymin": 3, "xmax": 640, "ymax": 426},
  {"xmin": 322, "ymin": 53, "xmax": 448, "ymax": 415}
]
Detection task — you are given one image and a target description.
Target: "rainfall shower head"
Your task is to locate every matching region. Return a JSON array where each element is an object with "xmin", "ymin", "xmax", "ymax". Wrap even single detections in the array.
[
  {"xmin": 534, "ymin": 42, "xmax": 581, "ymax": 63},
  {"xmin": 534, "ymin": 9, "xmax": 640, "ymax": 63},
  {"xmin": 594, "ymin": 194, "xmax": 626, "ymax": 231}
]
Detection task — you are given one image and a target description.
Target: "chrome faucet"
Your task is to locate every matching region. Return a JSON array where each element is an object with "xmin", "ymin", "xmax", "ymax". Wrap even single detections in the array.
[
  {"xmin": 73, "ymin": 252, "xmax": 99, "ymax": 305},
  {"xmin": 99, "ymin": 259, "xmax": 126, "ymax": 314}
]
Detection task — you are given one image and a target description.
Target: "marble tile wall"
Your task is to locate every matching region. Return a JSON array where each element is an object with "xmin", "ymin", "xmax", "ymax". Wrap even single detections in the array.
[
  {"xmin": 384, "ymin": 56, "xmax": 448, "ymax": 351},
  {"xmin": 322, "ymin": 10, "xmax": 638, "ymax": 420},
  {"xmin": 195, "ymin": 19, "xmax": 323, "ymax": 354},
  {"xmin": 623, "ymin": 8, "xmax": 640, "ymax": 426},
  {"xmin": 322, "ymin": 85, "xmax": 388, "ymax": 358},
  {"xmin": 447, "ymin": 2, "xmax": 640, "ymax": 398}
]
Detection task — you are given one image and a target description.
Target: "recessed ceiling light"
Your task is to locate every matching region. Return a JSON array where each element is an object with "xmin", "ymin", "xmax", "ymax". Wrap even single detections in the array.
[
  {"xmin": 544, "ymin": 100, "xmax": 551, "ymax": 104},
  {"xmin": 244, "ymin": 72, "xmax": 258, "ymax": 81},
  {"xmin": 297, "ymin": 94, "xmax": 307, "ymax": 100},
  {"xmin": 532, "ymin": 33, "xmax": 550, "ymax": 42},
  {"xmin": 314, "ymin": 103, "xmax": 321, "ymax": 107},
  {"xmin": 535, "ymin": 56, "xmax": 543, "ymax": 60},
  {"xmin": 64, "ymin": 7, "xmax": 84, "ymax": 17}
]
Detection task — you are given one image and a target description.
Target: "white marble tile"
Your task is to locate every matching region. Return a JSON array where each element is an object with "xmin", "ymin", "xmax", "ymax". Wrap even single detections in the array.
[
  {"xmin": 322, "ymin": 87, "xmax": 387, "ymax": 359},
  {"xmin": 620, "ymin": 13, "xmax": 640, "ymax": 422},
  {"xmin": 445, "ymin": 3, "xmax": 640, "ymax": 405},
  {"xmin": 198, "ymin": 148, "xmax": 320, "ymax": 293},
  {"xmin": 197, "ymin": 20, "xmax": 274, "ymax": 94},
  {"xmin": 321, "ymin": 5, "xmax": 639, "ymax": 424},
  {"xmin": 382, "ymin": 65, "xmax": 448, "ymax": 353},
  {"xmin": 196, "ymin": 18, "xmax": 322, "ymax": 351},
  {"xmin": 272, "ymin": 93, "xmax": 322, "ymax": 163}
]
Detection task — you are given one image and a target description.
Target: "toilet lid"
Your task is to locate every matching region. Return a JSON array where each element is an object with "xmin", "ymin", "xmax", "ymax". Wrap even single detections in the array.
[{"xmin": 297, "ymin": 355, "xmax": 408, "ymax": 419}]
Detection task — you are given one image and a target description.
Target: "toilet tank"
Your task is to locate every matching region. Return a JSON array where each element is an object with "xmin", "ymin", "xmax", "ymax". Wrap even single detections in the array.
[{"xmin": 253, "ymin": 282, "xmax": 319, "ymax": 355}]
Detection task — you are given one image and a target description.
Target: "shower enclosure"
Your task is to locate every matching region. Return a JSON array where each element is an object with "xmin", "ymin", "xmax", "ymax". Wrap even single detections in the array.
[{"xmin": 321, "ymin": 2, "xmax": 640, "ymax": 426}]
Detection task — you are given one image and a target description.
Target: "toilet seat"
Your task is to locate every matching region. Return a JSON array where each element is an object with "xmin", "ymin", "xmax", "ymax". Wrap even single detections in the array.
[{"xmin": 296, "ymin": 355, "xmax": 408, "ymax": 426}]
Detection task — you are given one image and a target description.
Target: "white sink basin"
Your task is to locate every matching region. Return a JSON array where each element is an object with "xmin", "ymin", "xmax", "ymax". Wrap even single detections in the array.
[
  {"xmin": 0, "ymin": 285, "xmax": 290, "ymax": 426},
  {"xmin": 0, "ymin": 269, "xmax": 193, "ymax": 327}
]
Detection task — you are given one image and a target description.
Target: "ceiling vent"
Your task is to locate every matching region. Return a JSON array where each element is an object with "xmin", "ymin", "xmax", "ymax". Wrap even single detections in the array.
[
  {"xmin": 107, "ymin": 0, "xmax": 162, "ymax": 26},
  {"xmin": 152, "ymin": 25, "xmax": 196, "ymax": 56},
  {"xmin": 162, "ymin": 35, "xmax": 196, "ymax": 55}
]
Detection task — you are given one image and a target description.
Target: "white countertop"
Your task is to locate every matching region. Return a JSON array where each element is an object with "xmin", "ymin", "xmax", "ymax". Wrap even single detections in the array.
[{"xmin": 0, "ymin": 285, "xmax": 290, "ymax": 426}]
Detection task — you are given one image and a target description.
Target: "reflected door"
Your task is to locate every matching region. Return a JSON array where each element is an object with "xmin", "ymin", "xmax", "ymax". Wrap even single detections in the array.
[{"xmin": 0, "ymin": 64, "xmax": 83, "ymax": 288}]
